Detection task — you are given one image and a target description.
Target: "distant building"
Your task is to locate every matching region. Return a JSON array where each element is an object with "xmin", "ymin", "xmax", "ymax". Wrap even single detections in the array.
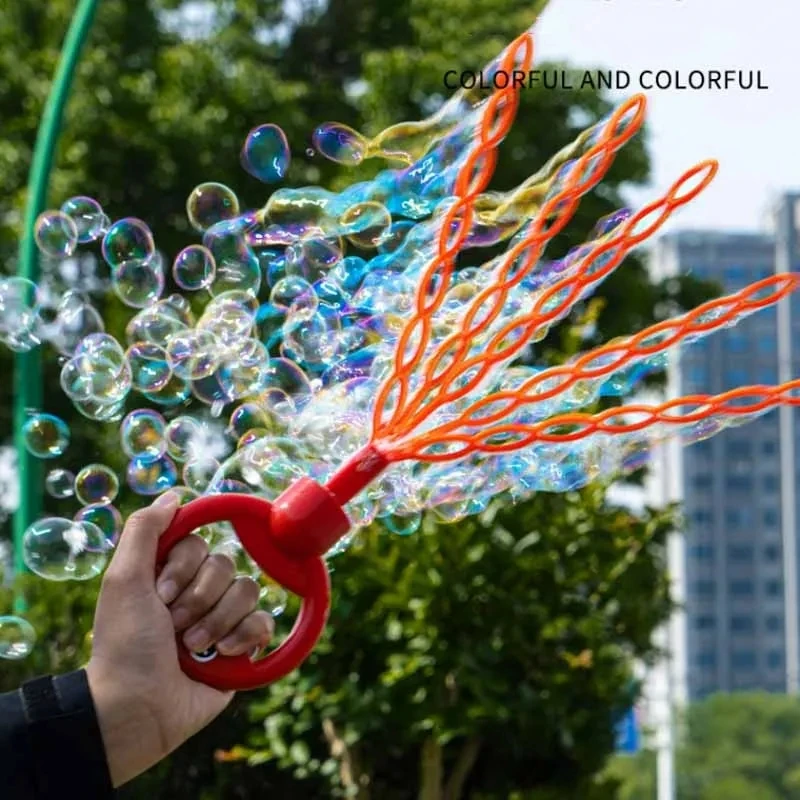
[{"xmin": 648, "ymin": 194, "xmax": 800, "ymax": 699}]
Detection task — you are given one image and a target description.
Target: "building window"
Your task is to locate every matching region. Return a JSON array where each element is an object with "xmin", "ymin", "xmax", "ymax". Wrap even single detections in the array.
[
  {"xmin": 726, "ymin": 441, "xmax": 752, "ymax": 458},
  {"xmin": 694, "ymin": 474, "xmax": 713, "ymax": 490},
  {"xmin": 766, "ymin": 615, "xmax": 783, "ymax": 632},
  {"xmin": 732, "ymin": 651, "xmax": 756, "ymax": 669},
  {"xmin": 767, "ymin": 651, "xmax": 783, "ymax": 669},
  {"xmin": 696, "ymin": 652, "xmax": 717, "ymax": 668},
  {"xmin": 725, "ymin": 368, "xmax": 748, "ymax": 387},
  {"xmin": 764, "ymin": 544, "xmax": 781, "ymax": 561},
  {"xmin": 764, "ymin": 509, "xmax": 779, "ymax": 527},
  {"xmin": 694, "ymin": 440, "xmax": 712, "ymax": 457},
  {"xmin": 692, "ymin": 509, "xmax": 713, "ymax": 526},
  {"xmin": 694, "ymin": 615, "xmax": 716, "ymax": 630},
  {"xmin": 730, "ymin": 615, "xmax": 754, "ymax": 633},
  {"xmin": 725, "ymin": 509, "xmax": 741, "ymax": 528},
  {"xmin": 726, "ymin": 475, "xmax": 753, "ymax": 492},
  {"xmin": 730, "ymin": 580, "xmax": 754, "ymax": 597},
  {"xmin": 724, "ymin": 266, "xmax": 748, "ymax": 285},
  {"xmin": 690, "ymin": 544, "xmax": 714, "ymax": 560},
  {"xmin": 728, "ymin": 544, "xmax": 753, "ymax": 562},
  {"xmin": 693, "ymin": 580, "xmax": 716, "ymax": 597},
  {"xmin": 687, "ymin": 365, "xmax": 710, "ymax": 391},
  {"xmin": 727, "ymin": 332, "xmax": 748, "ymax": 352},
  {"xmin": 765, "ymin": 580, "xmax": 783, "ymax": 597},
  {"xmin": 757, "ymin": 366, "xmax": 778, "ymax": 384},
  {"xmin": 758, "ymin": 336, "xmax": 777, "ymax": 354},
  {"xmin": 763, "ymin": 475, "xmax": 779, "ymax": 493}
]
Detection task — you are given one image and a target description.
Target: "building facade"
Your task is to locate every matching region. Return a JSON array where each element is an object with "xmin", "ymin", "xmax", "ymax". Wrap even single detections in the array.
[{"xmin": 649, "ymin": 195, "xmax": 800, "ymax": 699}]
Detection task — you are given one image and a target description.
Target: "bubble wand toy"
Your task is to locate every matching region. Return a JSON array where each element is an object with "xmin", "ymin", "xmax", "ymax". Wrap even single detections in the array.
[{"xmin": 155, "ymin": 28, "xmax": 800, "ymax": 690}]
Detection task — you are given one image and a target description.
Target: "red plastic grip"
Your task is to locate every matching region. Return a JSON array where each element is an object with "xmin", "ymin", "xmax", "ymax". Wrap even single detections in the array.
[{"xmin": 156, "ymin": 492, "xmax": 341, "ymax": 691}]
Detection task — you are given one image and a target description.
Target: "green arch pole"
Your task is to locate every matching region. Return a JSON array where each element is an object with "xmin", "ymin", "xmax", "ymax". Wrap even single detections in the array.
[{"xmin": 12, "ymin": 0, "xmax": 100, "ymax": 613}]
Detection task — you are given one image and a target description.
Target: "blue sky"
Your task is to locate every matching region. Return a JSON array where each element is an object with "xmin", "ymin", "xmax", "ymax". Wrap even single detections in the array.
[{"xmin": 533, "ymin": 0, "xmax": 798, "ymax": 232}]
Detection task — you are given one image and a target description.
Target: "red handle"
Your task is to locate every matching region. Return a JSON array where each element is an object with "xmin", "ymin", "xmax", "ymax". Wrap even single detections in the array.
[{"xmin": 156, "ymin": 492, "xmax": 339, "ymax": 691}]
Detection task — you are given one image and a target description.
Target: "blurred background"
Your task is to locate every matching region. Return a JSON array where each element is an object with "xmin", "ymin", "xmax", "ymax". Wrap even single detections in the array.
[{"xmin": 1, "ymin": 0, "xmax": 797, "ymax": 798}]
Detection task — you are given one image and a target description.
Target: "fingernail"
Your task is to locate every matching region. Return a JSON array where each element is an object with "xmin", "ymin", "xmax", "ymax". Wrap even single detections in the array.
[
  {"xmin": 156, "ymin": 578, "xmax": 179, "ymax": 605},
  {"xmin": 172, "ymin": 607, "xmax": 191, "ymax": 629},
  {"xmin": 184, "ymin": 627, "xmax": 209, "ymax": 651},
  {"xmin": 153, "ymin": 491, "xmax": 178, "ymax": 510}
]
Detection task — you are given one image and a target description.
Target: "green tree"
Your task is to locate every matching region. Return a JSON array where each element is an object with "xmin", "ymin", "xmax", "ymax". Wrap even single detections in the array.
[
  {"xmin": 0, "ymin": 0, "xmax": 720, "ymax": 797},
  {"xmin": 608, "ymin": 693, "xmax": 800, "ymax": 800},
  {"xmin": 224, "ymin": 486, "xmax": 676, "ymax": 799}
]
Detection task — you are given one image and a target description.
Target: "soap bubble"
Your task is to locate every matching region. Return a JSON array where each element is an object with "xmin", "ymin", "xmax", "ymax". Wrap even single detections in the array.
[
  {"xmin": 102, "ymin": 218, "xmax": 156, "ymax": 268},
  {"xmin": 165, "ymin": 415, "xmax": 203, "ymax": 462},
  {"xmin": 46, "ymin": 468, "xmax": 75, "ymax": 499},
  {"xmin": 173, "ymin": 245, "xmax": 216, "ymax": 291},
  {"xmin": 126, "ymin": 454, "xmax": 178, "ymax": 495},
  {"xmin": 166, "ymin": 329, "xmax": 220, "ymax": 380},
  {"xmin": 183, "ymin": 457, "xmax": 220, "ymax": 493},
  {"xmin": 75, "ymin": 464, "xmax": 119, "ymax": 505},
  {"xmin": 187, "ymin": 183, "xmax": 240, "ymax": 232},
  {"xmin": 112, "ymin": 257, "xmax": 165, "ymax": 308},
  {"xmin": 34, "ymin": 211, "xmax": 78, "ymax": 259},
  {"xmin": 22, "ymin": 518, "xmax": 108, "ymax": 581},
  {"xmin": 0, "ymin": 616, "xmax": 36, "ymax": 660},
  {"xmin": 22, "ymin": 413, "xmax": 70, "ymax": 458},
  {"xmin": 60, "ymin": 196, "xmax": 108, "ymax": 243},
  {"xmin": 126, "ymin": 342, "xmax": 172, "ymax": 392},
  {"xmin": 120, "ymin": 409, "xmax": 167, "ymax": 460},
  {"xmin": 75, "ymin": 504, "xmax": 123, "ymax": 546},
  {"xmin": 241, "ymin": 124, "xmax": 290, "ymax": 183},
  {"xmin": 312, "ymin": 123, "xmax": 368, "ymax": 165}
]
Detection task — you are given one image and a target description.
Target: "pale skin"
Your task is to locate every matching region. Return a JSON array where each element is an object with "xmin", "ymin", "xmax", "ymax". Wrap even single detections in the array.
[{"xmin": 85, "ymin": 491, "xmax": 274, "ymax": 787}]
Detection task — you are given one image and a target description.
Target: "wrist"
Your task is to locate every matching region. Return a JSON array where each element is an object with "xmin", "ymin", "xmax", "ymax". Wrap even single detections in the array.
[{"xmin": 86, "ymin": 661, "xmax": 168, "ymax": 787}]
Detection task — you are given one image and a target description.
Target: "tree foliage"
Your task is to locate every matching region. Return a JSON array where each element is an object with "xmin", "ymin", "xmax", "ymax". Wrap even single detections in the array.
[{"xmin": 608, "ymin": 692, "xmax": 800, "ymax": 800}]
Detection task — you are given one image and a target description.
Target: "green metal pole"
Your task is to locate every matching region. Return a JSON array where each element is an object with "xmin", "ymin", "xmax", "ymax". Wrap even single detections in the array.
[{"xmin": 12, "ymin": 0, "xmax": 100, "ymax": 613}]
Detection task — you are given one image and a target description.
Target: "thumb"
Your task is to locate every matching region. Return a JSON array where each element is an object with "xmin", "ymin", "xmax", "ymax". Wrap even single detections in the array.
[{"xmin": 110, "ymin": 492, "xmax": 180, "ymax": 584}]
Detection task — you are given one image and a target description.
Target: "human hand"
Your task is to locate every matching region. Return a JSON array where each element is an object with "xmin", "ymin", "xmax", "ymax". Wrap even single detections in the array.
[{"xmin": 86, "ymin": 491, "xmax": 274, "ymax": 787}]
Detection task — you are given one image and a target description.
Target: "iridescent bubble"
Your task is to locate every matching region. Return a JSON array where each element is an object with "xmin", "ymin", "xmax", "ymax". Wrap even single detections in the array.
[
  {"xmin": 229, "ymin": 403, "xmax": 272, "ymax": 438},
  {"xmin": 0, "ymin": 616, "xmax": 36, "ymax": 660},
  {"xmin": 270, "ymin": 275, "xmax": 316, "ymax": 313},
  {"xmin": 312, "ymin": 123, "xmax": 368, "ymax": 165},
  {"xmin": 142, "ymin": 373, "xmax": 192, "ymax": 408},
  {"xmin": 0, "ymin": 277, "xmax": 41, "ymax": 351},
  {"xmin": 22, "ymin": 413, "xmax": 70, "ymax": 458},
  {"xmin": 340, "ymin": 202, "xmax": 392, "ymax": 249},
  {"xmin": 48, "ymin": 293, "xmax": 105, "ymax": 356},
  {"xmin": 75, "ymin": 464, "xmax": 119, "ymax": 505},
  {"xmin": 46, "ymin": 468, "xmax": 75, "ymax": 499},
  {"xmin": 34, "ymin": 211, "xmax": 78, "ymax": 259},
  {"xmin": 102, "ymin": 218, "xmax": 156, "ymax": 268},
  {"xmin": 112, "ymin": 258, "xmax": 165, "ymax": 308},
  {"xmin": 165, "ymin": 415, "xmax": 203, "ymax": 462},
  {"xmin": 166, "ymin": 329, "xmax": 219, "ymax": 380},
  {"xmin": 173, "ymin": 245, "xmax": 216, "ymax": 291},
  {"xmin": 183, "ymin": 457, "xmax": 220, "ymax": 493},
  {"xmin": 126, "ymin": 454, "xmax": 178, "ymax": 495},
  {"xmin": 75, "ymin": 504, "xmax": 123, "ymax": 546},
  {"xmin": 383, "ymin": 512, "xmax": 422, "ymax": 536},
  {"xmin": 61, "ymin": 335, "xmax": 131, "ymax": 404},
  {"xmin": 187, "ymin": 183, "xmax": 240, "ymax": 232},
  {"xmin": 22, "ymin": 518, "xmax": 108, "ymax": 581},
  {"xmin": 241, "ymin": 124, "xmax": 290, "ymax": 183},
  {"xmin": 120, "ymin": 409, "xmax": 167, "ymax": 460},
  {"xmin": 126, "ymin": 298, "xmax": 193, "ymax": 347},
  {"xmin": 60, "ymin": 196, "xmax": 107, "ymax": 243},
  {"xmin": 126, "ymin": 342, "xmax": 172, "ymax": 392}
]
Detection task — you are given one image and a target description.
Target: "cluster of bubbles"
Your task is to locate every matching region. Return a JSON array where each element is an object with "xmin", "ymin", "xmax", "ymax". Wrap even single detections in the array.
[{"xmin": 0, "ymin": 28, "xmax": 775, "ymax": 658}]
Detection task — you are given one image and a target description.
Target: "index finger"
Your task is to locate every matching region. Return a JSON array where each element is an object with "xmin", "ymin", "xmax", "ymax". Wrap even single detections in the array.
[{"xmin": 155, "ymin": 534, "xmax": 208, "ymax": 605}]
